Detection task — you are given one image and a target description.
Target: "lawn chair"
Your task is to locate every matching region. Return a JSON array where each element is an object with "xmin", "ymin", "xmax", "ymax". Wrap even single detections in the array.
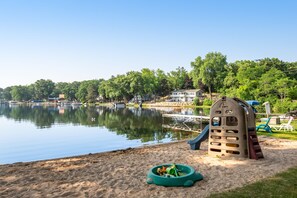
[
  {"xmin": 256, "ymin": 117, "xmax": 273, "ymax": 133},
  {"xmin": 271, "ymin": 116, "xmax": 294, "ymax": 131}
]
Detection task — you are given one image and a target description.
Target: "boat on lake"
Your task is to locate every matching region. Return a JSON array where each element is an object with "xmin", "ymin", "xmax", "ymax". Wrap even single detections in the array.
[
  {"xmin": 71, "ymin": 102, "xmax": 82, "ymax": 108},
  {"xmin": 114, "ymin": 102, "xmax": 126, "ymax": 108},
  {"xmin": 60, "ymin": 101, "xmax": 72, "ymax": 106},
  {"xmin": 9, "ymin": 101, "xmax": 20, "ymax": 107}
]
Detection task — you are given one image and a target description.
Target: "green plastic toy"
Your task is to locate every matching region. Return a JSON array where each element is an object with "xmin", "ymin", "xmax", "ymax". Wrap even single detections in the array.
[{"xmin": 147, "ymin": 163, "xmax": 203, "ymax": 187}]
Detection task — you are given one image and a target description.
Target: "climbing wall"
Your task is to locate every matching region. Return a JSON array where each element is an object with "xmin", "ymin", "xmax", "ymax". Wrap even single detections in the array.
[
  {"xmin": 208, "ymin": 97, "xmax": 264, "ymax": 159},
  {"xmin": 208, "ymin": 97, "xmax": 257, "ymax": 158}
]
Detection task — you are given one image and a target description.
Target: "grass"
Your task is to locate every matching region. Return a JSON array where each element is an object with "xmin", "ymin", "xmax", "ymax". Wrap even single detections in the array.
[
  {"xmin": 209, "ymin": 166, "xmax": 297, "ymax": 198},
  {"xmin": 257, "ymin": 130, "xmax": 297, "ymax": 140},
  {"xmin": 256, "ymin": 119, "xmax": 297, "ymax": 140}
]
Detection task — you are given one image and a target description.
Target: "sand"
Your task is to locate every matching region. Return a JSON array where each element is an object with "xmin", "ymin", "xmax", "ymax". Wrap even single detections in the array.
[{"xmin": 1, "ymin": 136, "xmax": 297, "ymax": 198}]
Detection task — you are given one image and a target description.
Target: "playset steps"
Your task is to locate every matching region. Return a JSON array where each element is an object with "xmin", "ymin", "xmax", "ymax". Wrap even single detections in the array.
[{"xmin": 248, "ymin": 129, "xmax": 264, "ymax": 160}]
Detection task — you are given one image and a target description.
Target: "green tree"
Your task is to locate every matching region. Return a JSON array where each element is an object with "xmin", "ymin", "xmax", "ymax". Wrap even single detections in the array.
[
  {"xmin": 101, "ymin": 77, "xmax": 122, "ymax": 101},
  {"xmin": 33, "ymin": 79, "xmax": 55, "ymax": 100},
  {"xmin": 52, "ymin": 82, "xmax": 69, "ymax": 97},
  {"xmin": 288, "ymin": 82, "xmax": 297, "ymax": 100},
  {"xmin": 255, "ymin": 68, "xmax": 286, "ymax": 103},
  {"xmin": 3, "ymin": 87, "xmax": 12, "ymax": 101},
  {"xmin": 0, "ymin": 88, "xmax": 4, "ymax": 100},
  {"xmin": 141, "ymin": 68, "xmax": 157, "ymax": 100},
  {"xmin": 65, "ymin": 81, "xmax": 80, "ymax": 101},
  {"xmin": 11, "ymin": 85, "xmax": 32, "ymax": 101},
  {"xmin": 155, "ymin": 69, "xmax": 171, "ymax": 97},
  {"xmin": 286, "ymin": 62, "xmax": 297, "ymax": 80},
  {"xmin": 190, "ymin": 52, "xmax": 227, "ymax": 100},
  {"xmin": 86, "ymin": 83, "xmax": 98, "ymax": 103},
  {"xmin": 76, "ymin": 80, "xmax": 100, "ymax": 103},
  {"xmin": 258, "ymin": 58, "xmax": 288, "ymax": 73},
  {"xmin": 168, "ymin": 67, "xmax": 189, "ymax": 90},
  {"xmin": 190, "ymin": 56, "xmax": 203, "ymax": 88},
  {"xmin": 98, "ymin": 80, "xmax": 108, "ymax": 101},
  {"xmin": 275, "ymin": 78, "xmax": 293, "ymax": 101},
  {"xmin": 222, "ymin": 63, "xmax": 239, "ymax": 97},
  {"xmin": 115, "ymin": 75, "xmax": 132, "ymax": 102},
  {"xmin": 126, "ymin": 71, "xmax": 144, "ymax": 101},
  {"xmin": 235, "ymin": 60, "xmax": 263, "ymax": 99}
]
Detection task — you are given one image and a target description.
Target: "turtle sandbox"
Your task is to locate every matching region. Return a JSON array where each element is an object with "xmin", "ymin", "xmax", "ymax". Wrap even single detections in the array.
[{"xmin": 146, "ymin": 164, "xmax": 203, "ymax": 187}]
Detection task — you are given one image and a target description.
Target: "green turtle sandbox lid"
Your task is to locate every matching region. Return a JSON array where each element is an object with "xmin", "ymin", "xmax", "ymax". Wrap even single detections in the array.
[{"xmin": 146, "ymin": 164, "xmax": 203, "ymax": 187}]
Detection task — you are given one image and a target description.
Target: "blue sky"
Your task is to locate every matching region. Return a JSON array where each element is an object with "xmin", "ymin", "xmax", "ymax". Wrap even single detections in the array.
[{"xmin": 0, "ymin": 0, "xmax": 296, "ymax": 88}]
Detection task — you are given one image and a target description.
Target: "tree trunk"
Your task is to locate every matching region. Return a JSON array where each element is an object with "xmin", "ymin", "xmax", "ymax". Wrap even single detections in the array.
[{"xmin": 209, "ymin": 85, "xmax": 212, "ymax": 101}]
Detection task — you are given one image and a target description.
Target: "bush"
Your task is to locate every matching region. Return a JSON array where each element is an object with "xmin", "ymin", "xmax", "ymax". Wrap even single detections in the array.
[
  {"xmin": 193, "ymin": 97, "xmax": 199, "ymax": 106},
  {"xmin": 273, "ymin": 99, "xmax": 297, "ymax": 113},
  {"xmin": 203, "ymin": 98, "xmax": 213, "ymax": 106}
]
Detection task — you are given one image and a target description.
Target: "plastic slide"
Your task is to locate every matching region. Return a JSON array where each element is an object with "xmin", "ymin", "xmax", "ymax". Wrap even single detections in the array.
[{"xmin": 187, "ymin": 124, "xmax": 209, "ymax": 150}]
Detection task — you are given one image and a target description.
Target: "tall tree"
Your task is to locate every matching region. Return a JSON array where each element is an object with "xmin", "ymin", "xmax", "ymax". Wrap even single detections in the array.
[
  {"xmin": 190, "ymin": 52, "xmax": 227, "ymax": 100},
  {"xmin": 168, "ymin": 67, "xmax": 189, "ymax": 90},
  {"xmin": 76, "ymin": 80, "xmax": 100, "ymax": 103},
  {"xmin": 141, "ymin": 68, "xmax": 157, "ymax": 98},
  {"xmin": 0, "ymin": 88, "xmax": 3, "ymax": 100},
  {"xmin": 222, "ymin": 62, "xmax": 239, "ymax": 97},
  {"xmin": 11, "ymin": 85, "xmax": 32, "ymax": 101},
  {"xmin": 114, "ymin": 75, "xmax": 132, "ymax": 102},
  {"xmin": 190, "ymin": 56, "xmax": 203, "ymax": 88},
  {"xmin": 3, "ymin": 87, "xmax": 12, "ymax": 101},
  {"xmin": 155, "ymin": 69, "xmax": 171, "ymax": 97},
  {"xmin": 86, "ymin": 83, "xmax": 98, "ymax": 103},
  {"xmin": 33, "ymin": 79, "xmax": 55, "ymax": 100},
  {"xmin": 126, "ymin": 71, "xmax": 144, "ymax": 101},
  {"xmin": 65, "ymin": 81, "xmax": 81, "ymax": 101},
  {"xmin": 255, "ymin": 68, "xmax": 286, "ymax": 103},
  {"xmin": 52, "ymin": 82, "xmax": 69, "ymax": 97}
]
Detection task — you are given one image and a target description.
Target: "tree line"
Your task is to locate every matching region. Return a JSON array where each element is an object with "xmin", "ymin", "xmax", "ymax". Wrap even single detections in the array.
[{"xmin": 0, "ymin": 52, "xmax": 296, "ymax": 112}]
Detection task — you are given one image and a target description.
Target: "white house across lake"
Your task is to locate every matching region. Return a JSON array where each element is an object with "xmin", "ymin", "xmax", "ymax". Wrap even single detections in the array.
[{"xmin": 170, "ymin": 89, "xmax": 203, "ymax": 102}]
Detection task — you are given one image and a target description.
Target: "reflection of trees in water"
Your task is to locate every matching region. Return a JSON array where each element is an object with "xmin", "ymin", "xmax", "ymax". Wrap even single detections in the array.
[
  {"xmin": 1, "ymin": 106, "xmax": 56, "ymax": 128},
  {"xmin": 101, "ymin": 108, "xmax": 165, "ymax": 142},
  {"xmin": 0, "ymin": 105, "xmax": 197, "ymax": 142}
]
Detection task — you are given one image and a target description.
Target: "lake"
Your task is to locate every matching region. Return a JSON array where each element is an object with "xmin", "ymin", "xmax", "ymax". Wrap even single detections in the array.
[{"xmin": 0, "ymin": 104, "xmax": 207, "ymax": 164}]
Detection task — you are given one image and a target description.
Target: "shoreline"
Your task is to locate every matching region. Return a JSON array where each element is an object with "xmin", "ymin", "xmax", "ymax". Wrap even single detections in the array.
[
  {"xmin": 2, "ymin": 140, "xmax": 186, "ymax": 166},
  {"xmin": 1, "ymin": 136, "xmax": 297, "ymax": 197}
]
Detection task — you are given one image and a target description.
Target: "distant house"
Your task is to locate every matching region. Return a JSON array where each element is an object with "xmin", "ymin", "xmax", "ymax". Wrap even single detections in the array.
[
  {"xmin": 59, "ymin": 94, "xmax": 65, "ymax": 100},
  {"xmin": 48, "ymin": 94, "xmax": 65, "ymax": 103},
  {"xmin": 48, "ymin": 97, "xmax": 59, "ymax": 103},
  {"xmin": 170, "ymin": 89, "xmax": 203, "ymax": 102}
]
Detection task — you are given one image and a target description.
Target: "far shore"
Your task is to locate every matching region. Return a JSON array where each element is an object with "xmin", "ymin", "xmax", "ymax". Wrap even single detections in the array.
[{"xmin": 4, "ymin": 100, "xmax": 211, "ymax": 108}]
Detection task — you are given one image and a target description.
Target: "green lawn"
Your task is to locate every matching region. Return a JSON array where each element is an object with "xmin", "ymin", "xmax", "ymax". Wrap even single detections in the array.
[
  {"xmin": 209, "ymin": 166, "xmax": 297, "ymax": 198},
  {"xmin": 256, "ymin": 119, "xmax": 297, "ymax": 140},
  {"xmin": 257, "ymin": 130, "xmax": 297, "ymax": 140}
]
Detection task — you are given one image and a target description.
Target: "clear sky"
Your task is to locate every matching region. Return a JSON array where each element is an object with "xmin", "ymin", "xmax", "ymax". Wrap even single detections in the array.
[{"xmin": 0, "ymin": 0, "xmax": 296, "ymax": 88}]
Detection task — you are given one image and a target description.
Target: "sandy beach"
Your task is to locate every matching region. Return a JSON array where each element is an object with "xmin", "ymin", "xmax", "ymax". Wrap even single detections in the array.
[{"xmin": 1, "ymin": 136, "xmax": 297, "ymax": 198}]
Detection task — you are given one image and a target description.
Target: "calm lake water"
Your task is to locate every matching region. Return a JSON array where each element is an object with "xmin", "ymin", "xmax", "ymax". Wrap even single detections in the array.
[{"xmin": 0, "ymin": 104, "xmax": 207, "ymax": 164}]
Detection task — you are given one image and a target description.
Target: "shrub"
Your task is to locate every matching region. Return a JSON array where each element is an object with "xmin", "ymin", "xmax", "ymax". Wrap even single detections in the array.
[
  {"xmin": 203, "ymin": 98, "xmax": 213, "ymax": 106},
  {"xmin": 193, "ymin": 97, "xmax": 199, "ymax": 106},
  {"xmin": 273, "ymin": 99, "xmax": 297, "ymax": 113}
]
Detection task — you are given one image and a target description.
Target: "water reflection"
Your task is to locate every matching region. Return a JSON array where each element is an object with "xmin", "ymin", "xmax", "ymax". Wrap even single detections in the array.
[
  {"xmin": 0, "ymin": 104, "xmax": 207, "ymax": 142},
  {"xmin": 0, "ymin": 104, "xmax": 210, "ymax": 164}
]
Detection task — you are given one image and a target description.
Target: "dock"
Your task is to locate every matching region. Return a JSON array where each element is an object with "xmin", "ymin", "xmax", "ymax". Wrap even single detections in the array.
[
  {"xmin": 162, "ymin": 114, "xmax": 210, "ymax": 132},
  {"xmin": 162, "ymin": 124, "xmax": 201, "ymax": 133},
  {"xmin": 162, "ymin": 114, "xmax": 210, "ymax": 120}
]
